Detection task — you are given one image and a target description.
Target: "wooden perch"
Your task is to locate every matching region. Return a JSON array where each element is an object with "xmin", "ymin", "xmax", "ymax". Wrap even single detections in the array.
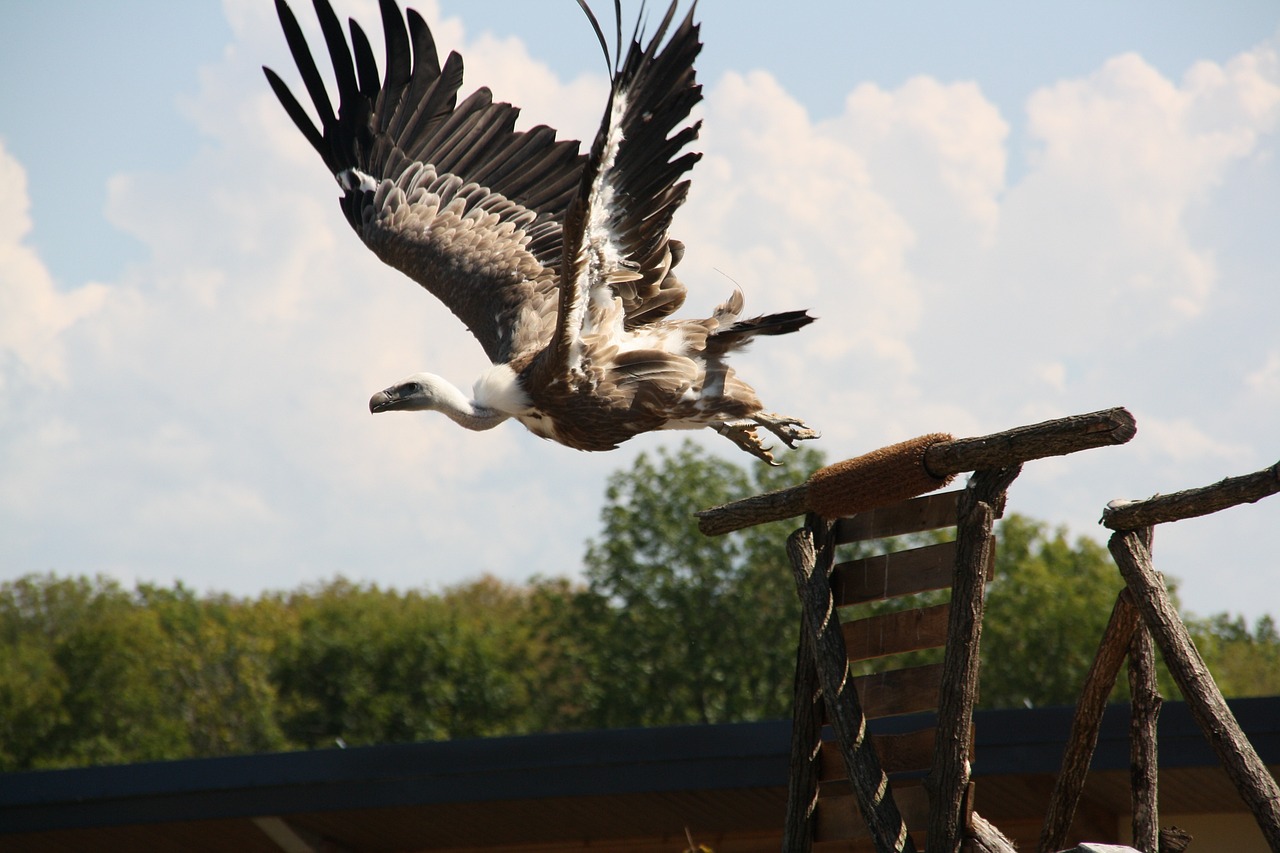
[
  {"xmin": 697, "ymin": 407, "xmax": 1135, "ymax": 536},
  {"xmin": 1100, "ymin": 461, "xmax": 1280, "ymax": 530}
]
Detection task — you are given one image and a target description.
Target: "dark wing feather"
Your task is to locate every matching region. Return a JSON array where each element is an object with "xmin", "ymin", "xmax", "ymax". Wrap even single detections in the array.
[
  {"xmin": 553, "ymin": 0, "xmax": 703, "ymax": 374},
  {"xmin": 263, "ymin": 0, "xmax": 586, "ymax": 364}
]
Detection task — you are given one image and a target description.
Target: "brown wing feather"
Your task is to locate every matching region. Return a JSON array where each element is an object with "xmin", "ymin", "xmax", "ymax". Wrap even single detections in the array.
[{"xmin": 264, "ymin": 0, "xmax": 585, "ymax": 364}]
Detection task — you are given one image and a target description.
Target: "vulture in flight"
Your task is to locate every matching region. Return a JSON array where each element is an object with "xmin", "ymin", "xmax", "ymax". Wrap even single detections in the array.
[{"xmin": 264, "ymin": 0, "xmax": 818, "ymax": 463}]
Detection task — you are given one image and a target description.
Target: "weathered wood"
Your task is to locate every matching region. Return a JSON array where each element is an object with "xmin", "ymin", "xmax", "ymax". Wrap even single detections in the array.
[
  {"xmin": 1129, "ymin": 616, "xmax": 1162, "ymax": 853},
  {"xmin": 832, "ymin": 541, "xmax": 995, "ymax": 607},
  {"xmin": 1158, "ymin": 826, "xmax": 1193, "ymax": 852},
  {"xmin": 923, "ymin": 408, "xmax": 1135, "ymax": 478},
  {"xmin": 783, "ymin": 625, "xmax": 822, "ymax": 853},
  {"xmin": 695, "ymin": 408, "xmax": 1135, "ymax": 537},
  {"xmin": 961, "ymin": 812, "xmax": 1019, "ymax": 853},
  {"xmin": 1037, "ymin": 589, "xmax": 1142, "ymax": 853},
  {"xmin": 821, "ymin": 728, "xmax": 941, "ymax": 779},
  {"xmin": 835, "ymin": 491, "xmax": 962, "ymax": 544},
  {"xmin": 1110, "ymin": 530, "xmax": 1280, "ymax": 851},
  {"xmin": 843, "ymin": 603, "xmax": 951, "ymax": 662},
  {"xmin": 817, "ymin": 785, "xmax": 931, "ymax": 842},
  {"xmin": 855, "ymin": 664, "xmax": 945, "ymax": 719},
  {"xmin": 1101, "ymin": 462, "xmax": 1280, "ymax": 530},
  {"xmin": 788, "ymin": 520, "xmax": 916, "ymax": 853},
  {"xmin": 926, "ymin": 466, "xmax": 1020, "ymax": 853}
]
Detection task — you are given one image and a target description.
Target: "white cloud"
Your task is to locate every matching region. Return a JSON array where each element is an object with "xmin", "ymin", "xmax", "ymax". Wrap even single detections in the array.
[{"xmin": 0, "ymin": 142, "xmax": 108, "ymax": 389}]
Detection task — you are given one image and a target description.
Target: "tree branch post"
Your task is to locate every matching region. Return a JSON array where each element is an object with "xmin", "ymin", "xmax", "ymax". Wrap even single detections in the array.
[
  {"xmin": 782, "ymin": 624, "xmax": 822, "ymax": 853},
  {"xmin": 1037, "ymin": 588, "xmax": 1142, "ymax": 853},
  {"xmin": 1110, "ymin": 530, "xmax": 1280, "ymax": 851},
  {"xmin": 926, "ymin": 466, "xmax": 1020, "ymax": 853},
  {"xmin": 787, "ymin": 519, "xmax": 916, "ymax": 853}
]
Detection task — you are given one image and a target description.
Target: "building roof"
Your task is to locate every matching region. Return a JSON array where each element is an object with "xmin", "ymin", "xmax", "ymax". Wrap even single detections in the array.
[{"xmin": 2, "ymin": 698, "xmax": 1277, "ymax": 852}]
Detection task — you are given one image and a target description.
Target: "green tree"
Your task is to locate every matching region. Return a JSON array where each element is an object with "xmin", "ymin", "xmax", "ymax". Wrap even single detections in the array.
[
  {"xmin": 1188, "ymin": 612, "xmax": 1280, "ymax": 698},
  {"xmin": 542, "ymin": 440, "xmax": 820, "ymax": 729},
  {"xmin": 0, "ymin": 575, "xmax": 186, "ymax": 769},
  {"xmin": 273, "ymin": 576, "xmax": 541, "ymax": 747}
]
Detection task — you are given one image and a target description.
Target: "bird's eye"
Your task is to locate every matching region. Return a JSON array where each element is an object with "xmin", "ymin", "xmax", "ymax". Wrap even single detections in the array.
[{"xmin": 402, "ymin": 383, "xmax": 421, "ymax": 395}]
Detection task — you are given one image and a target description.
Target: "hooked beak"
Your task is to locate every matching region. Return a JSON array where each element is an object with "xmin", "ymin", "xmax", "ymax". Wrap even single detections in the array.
[{"xmin": 369, "ymin": 387, "xmax": 402, "ymax": 413}]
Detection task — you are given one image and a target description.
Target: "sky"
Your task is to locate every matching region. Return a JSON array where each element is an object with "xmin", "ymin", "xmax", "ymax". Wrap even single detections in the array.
[{"xmin": 1, "ymin": 0, "xmax": 1278, "ymax": 623}]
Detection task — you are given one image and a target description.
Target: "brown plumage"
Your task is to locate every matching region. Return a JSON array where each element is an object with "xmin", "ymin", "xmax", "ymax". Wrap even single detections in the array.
[{"xmin": 264, "ymin": 0, "xmax": 818, "ymax": 463}]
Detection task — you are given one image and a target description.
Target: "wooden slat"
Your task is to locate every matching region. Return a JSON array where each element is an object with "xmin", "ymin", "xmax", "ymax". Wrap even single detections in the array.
[
  {"xmin": 842, "ymin": 603, "xmax": 951, "ymax": 662},
  {"xmin": 854, "ymin": 663, "xmax": 943, "ymax": 719},
  {"xmin": 833, "ymin": 491, "xmax": 961, "ymax": 544},
  {"xmin": 815, "ymin": 782, "xmax": 931, "ymax": 840},
  {"xmin": 819, "ymin": 727, "xmax": 938, "ymax": 780},
  {"xmin": 831, "ymin": 540, "xmax": 996, "ymax": 606},
  {"xmin": 832, "ymin": 540, "xmax": 955, "ymax": 605}
]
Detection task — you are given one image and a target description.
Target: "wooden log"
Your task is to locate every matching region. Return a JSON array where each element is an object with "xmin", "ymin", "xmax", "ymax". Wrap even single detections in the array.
[
  {"xmin": 923, "ymin": 407, "xmax": 1135, "ymax": 477},
  {"xmin": 926, "ymin": 466, "xmax": 1020, "ymax": 853},
  {"xmin": 1109, "ymin": 530, "xmax": 1280, "ymax": 850},
  {"xmin": 961, "ymin": 812, "xmax": 1018, "ymax": 853},
  {"xmin": 697, "ymin": 407, "xmax": 1134, "ymax": 536},
  {"xmin": 1158, "ymin": 826, "xmax": 1193, "ymax": 852},
  {"xmin": 1037, "ymin": 589, "xmax": 1142, "ymax": 853},
  {"xmin": 1101, "ymin": 462, "xmax": 1280, "ymax": 530},
  {"xmin": 782, "ymin": 625, "xmax": 822, "ymax": 853},
  {"xmin": 787, "ymin": 520, "xmax": 917, "ymax": 853},
  {"xmin": 1129, "ymin": 615, "xmax": 1162, "ymax": 853}
]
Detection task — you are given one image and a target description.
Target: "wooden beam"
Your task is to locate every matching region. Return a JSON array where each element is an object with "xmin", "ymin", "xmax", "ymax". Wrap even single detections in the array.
[
  {"xmin": 1110, "ymin": 529, "xmax": 1280, "ymax": 850},
  {"xmin": 696, "ymin": 409, "xmax": 1135, "ymax": 537},
  {"xmin": 1100, "ymin": 461, "xmax": 1280, "ymax": 530},
  {"xmin": 782, "ymin": 625, "xmax": 822, "ymax": 853},
  {"xmin": 1036, "ymin": 589, "xmax": 1142, "ymax": 853},
  {"xmin": 925, "ymin": 466, "xmax": 1019, "ymax": 853}
]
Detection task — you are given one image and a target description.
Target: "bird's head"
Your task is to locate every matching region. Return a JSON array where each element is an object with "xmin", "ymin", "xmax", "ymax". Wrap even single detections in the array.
[{"xmin": 368, "ymin": 373, "xmax": 448, "ymax": 413}]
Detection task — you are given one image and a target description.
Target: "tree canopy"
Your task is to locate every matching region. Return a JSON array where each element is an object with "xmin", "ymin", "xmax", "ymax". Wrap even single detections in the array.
[{"xmin": 2, "ymin": 440, "xmax": 1277, "ymax": 771}]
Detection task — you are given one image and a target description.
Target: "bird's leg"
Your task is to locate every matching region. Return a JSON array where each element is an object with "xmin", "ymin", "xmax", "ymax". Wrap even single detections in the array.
[
  {"xmin": 714, "ymin": 419, "xmax": 779, "ymax": 465},
  {"xmin": 751, "ymin": 412, "xmax": 820, "ymax": 449}
]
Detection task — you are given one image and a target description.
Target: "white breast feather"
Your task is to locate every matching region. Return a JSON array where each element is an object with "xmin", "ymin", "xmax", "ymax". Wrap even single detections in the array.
[{"xmin": 473, "ymin": 364, "xmax": 531, "ymax": 415}]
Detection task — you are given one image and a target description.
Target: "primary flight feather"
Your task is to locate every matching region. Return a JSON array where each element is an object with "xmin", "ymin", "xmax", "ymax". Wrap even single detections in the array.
[{"xmin": 264, "ymin": 0, "xmax": 818, "ymax": 463}]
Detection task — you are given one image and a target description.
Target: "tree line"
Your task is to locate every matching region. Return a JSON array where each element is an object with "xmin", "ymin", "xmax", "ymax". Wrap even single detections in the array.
[{"xmin": 2, "ymin": 442, "xmax": 1277, "ymax": 771}]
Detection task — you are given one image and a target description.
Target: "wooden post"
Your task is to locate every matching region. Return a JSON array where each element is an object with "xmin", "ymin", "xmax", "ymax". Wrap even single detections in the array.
[
  {"xmin": 1036, "ymin": 589, "xmax": 1142, "ymax": 853},
  {"xmin": 787, "ymin": 519, "xmax": 916, "ymax": 853},
  {"xmin": 1129, "ymin": 614, "xmax": 1162, "ymax": 853},
  {"xmin": 1110, "ymin": 530, "xmax": 1280, "ymax": 851},
  {"xmin": 782, "ymin": 625, "xmax": 822, "ymax": 853},
  {"xmin": 925, "ymin": 466, "xmax": 1020, "ymax": 853}
]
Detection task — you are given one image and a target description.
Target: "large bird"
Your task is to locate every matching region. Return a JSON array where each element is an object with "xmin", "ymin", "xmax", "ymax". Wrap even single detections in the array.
[{"xmin": 264, "ymin": 0, "xmax": 818, "ymax": 463}]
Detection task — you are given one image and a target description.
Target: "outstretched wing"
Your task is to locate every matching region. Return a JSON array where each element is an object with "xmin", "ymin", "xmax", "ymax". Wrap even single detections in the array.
[
  {"xmin": 263, "ymin": 0, "xmax": 585, "ymax": 364},
  {"xmin": 550, "ymin": 1, "xmax": 704, "ymax": 375}
]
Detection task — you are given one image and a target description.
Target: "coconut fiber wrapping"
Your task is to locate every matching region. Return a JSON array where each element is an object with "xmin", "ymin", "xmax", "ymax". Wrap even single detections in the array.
[{"xmin": 807, "ymin": 433, "xmax": 956, "ymax": 519}]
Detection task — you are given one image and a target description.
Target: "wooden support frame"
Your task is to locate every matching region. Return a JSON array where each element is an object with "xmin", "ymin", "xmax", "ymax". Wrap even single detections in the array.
[
  {"xmin": 787, "ymin": 518, "xmax": 917, "ymax": 853},
  {"xmin": 926, "ymin": 465, "xmax": 1019, "ymax": 853},
  {"xmin": 1110, "ymin": 529, "xmax": 1280, "ymax": 851}
]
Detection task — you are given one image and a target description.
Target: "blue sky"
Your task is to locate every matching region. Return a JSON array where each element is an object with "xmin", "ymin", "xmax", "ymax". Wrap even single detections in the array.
[{"xmin": 1, "ymin": 1, "xmax": 1278, "ymax": 622}]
